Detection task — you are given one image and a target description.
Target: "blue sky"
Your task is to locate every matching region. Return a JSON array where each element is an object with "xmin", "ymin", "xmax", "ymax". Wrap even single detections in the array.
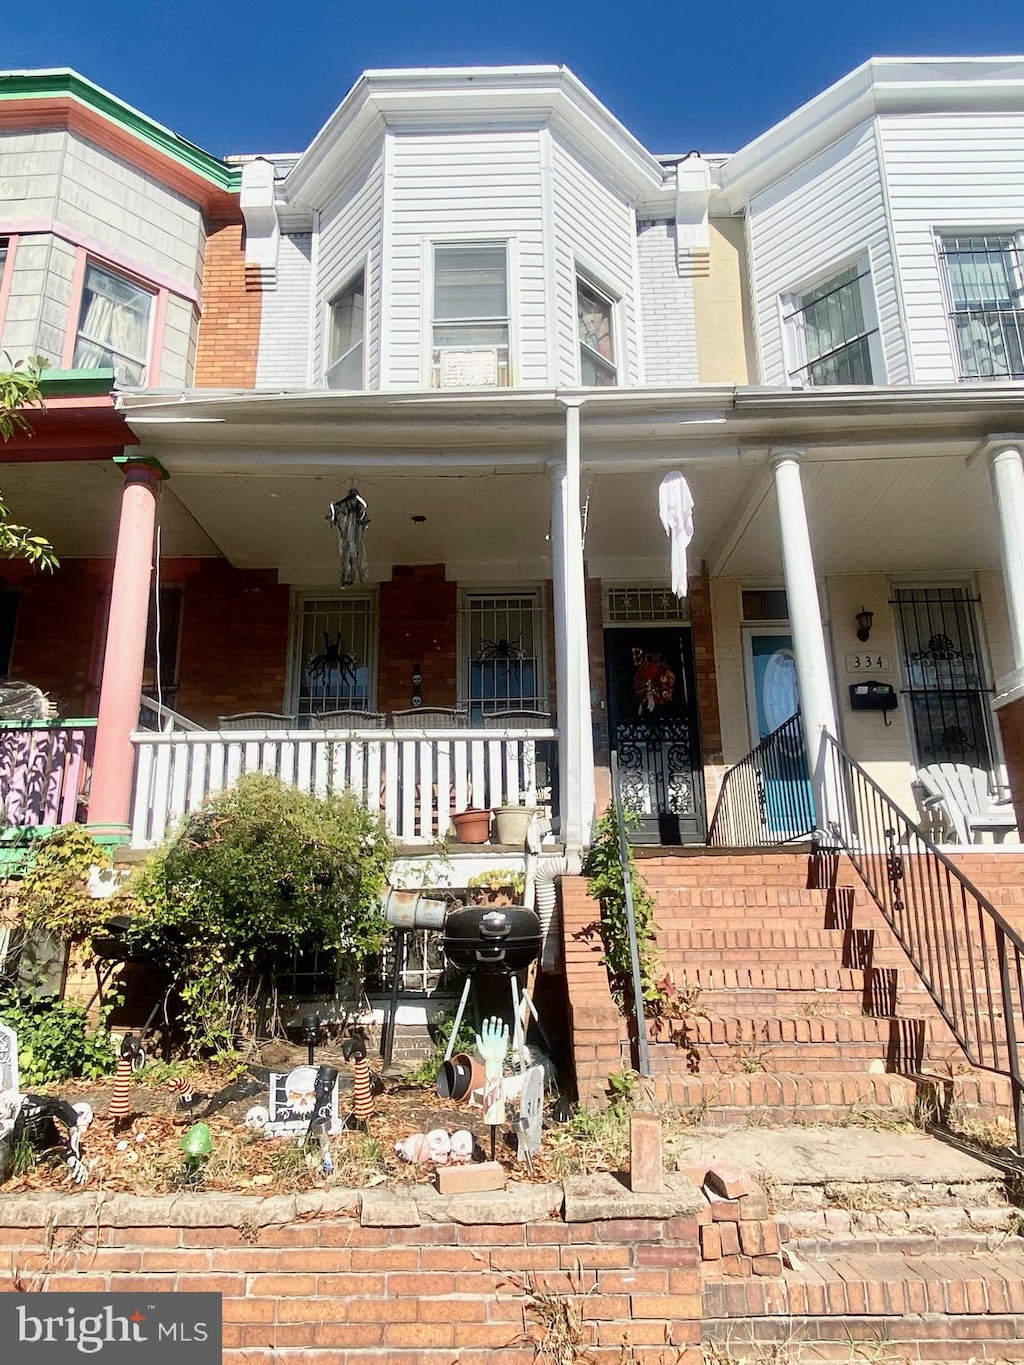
[{"xmin": 10, "ymin": 1, "xmax": 1024, "ymax": 158}]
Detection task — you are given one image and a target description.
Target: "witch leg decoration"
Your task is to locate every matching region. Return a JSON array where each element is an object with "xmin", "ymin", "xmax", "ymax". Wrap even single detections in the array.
[
  {"xmin": 303, "ymin": 1064, "xmax": 339, "ymax": 1174},
  {"xmin": 107, "ymin": 1033, "xmax": 142, "ymax": 1131},
  {"xmin": 327, "ymin": 488, "xmax": 370, "ymax": 587},
  {"xmin": 342, "ymin": 1030, "xmax": 374, "ymax": 1131}
]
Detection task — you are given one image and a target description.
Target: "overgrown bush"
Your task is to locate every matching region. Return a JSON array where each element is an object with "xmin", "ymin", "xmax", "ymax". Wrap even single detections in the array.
[
  {"xmin": 0, "ymin": 990, "xmax": 116, "ymax": 1085},
  {"xmin": 18, "ymin": 825, "xmax": 112, "ymax": 945},
  {"xmin": 123, "ymin": 774, "xmax": 393, "ymax": 1052}
]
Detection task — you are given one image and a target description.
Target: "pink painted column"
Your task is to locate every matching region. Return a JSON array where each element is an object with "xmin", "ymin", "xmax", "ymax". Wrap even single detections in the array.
[{"xmin": 87, "ymin": 458, "xmax": 165, "ymax": 838}]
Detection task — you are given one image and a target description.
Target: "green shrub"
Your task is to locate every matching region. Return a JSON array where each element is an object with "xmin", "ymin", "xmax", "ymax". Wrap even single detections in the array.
[
  {"xmin": 123, "ymin": 773, "xmax": 394, "ymax": 1052},
  {"xmin": 18, "ymin": 825, "xmax": 112, "ymax": 946},
  {"xmin": 0, "ymin": 990, "xmax": 116, "ymax": 1085},
  {"xmin": 582, "ymin": 806, "xmax": 660, "ymax": 998}
]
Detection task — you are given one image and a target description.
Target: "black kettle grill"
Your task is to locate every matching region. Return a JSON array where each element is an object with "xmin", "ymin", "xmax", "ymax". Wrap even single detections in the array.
[{"xmin": 442, "ymin": 905, "xmax": 541, "ymax": 975}]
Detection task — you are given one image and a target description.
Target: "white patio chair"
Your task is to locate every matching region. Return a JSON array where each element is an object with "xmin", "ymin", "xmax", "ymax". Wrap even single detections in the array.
[
  {"xmin": 482, "ymin": 709, "xmax": 552, "ymax": 728},
  {"xmin": 916, "ymin": 763, "xmax": 1017, "ymax": 844},
  {"xmin": 390, "ymin": 707, "xmax": 468, "ymax": 728}
]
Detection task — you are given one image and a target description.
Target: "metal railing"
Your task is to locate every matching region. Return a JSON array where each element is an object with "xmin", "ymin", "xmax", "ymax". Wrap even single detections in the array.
[
  {"xmin": 820, "ymin": 732, "xmax": 1024, "ymax": 1152},
  {"xmin": 707, "ymin": 711, "xmax": 816, "ymax": 847}
]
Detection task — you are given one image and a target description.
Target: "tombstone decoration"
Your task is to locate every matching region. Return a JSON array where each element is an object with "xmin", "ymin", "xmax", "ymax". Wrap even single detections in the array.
[
  {"xmin": 266, "ymin": 1064, "xmax": 342, "ymax": 1137},
  {"xmin": 516, "ymin": 1065, "xmax": 545, "ymax": 1164},
  {"xmin": 0, "ymin": 1019, "xmax": 18, "ymax": 1096}
]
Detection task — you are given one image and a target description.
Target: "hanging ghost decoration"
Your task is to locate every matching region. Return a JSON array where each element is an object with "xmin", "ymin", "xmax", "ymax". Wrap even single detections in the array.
[
  {"xmin": 658, "ymin": 472, "xmax": 694, "ymax": 599},
  {"xmin": 328, "ymin": 488, "xmax": 370, "ymax": 587}
]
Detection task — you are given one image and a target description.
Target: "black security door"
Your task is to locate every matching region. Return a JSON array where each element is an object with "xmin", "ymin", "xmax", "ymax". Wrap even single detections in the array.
[{"xmin": 604, "ymin": 627, "xmax": 706, "ymax": 844}]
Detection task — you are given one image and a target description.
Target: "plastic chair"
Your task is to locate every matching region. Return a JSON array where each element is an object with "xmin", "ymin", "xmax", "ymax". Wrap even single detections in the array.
[
  {"xmin": 217, "ymin": 712, "xmax": 295, "ymax": 730},
  {"xmin": 312, "ymin": 710, "xmax": 387, "ymax": 729},
  {"xmin": 916, "ymin": 763, "xmax": 1017, "ymax": 844},
  {"xmin": 390, "ymin": 708, "xmax": 468, "ymax": 728},
  {"xmin": 482, "ymin": 709, "xmax": 552, "ymax": 729}
]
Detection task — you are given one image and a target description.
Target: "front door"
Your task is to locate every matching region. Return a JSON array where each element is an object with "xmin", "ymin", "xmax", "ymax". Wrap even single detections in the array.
[
  {"xmin": 744, "ymin": 630, "xmax": 812, "ymax": 836},
  {"xmin": 604, "ymin": 627, "xmax": 706, "ymax": 844}
]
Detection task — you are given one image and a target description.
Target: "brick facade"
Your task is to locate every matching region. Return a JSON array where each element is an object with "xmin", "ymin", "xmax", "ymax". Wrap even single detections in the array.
[
  {"xmin": 170, "ymin": 560, "xmax": 291, "ymax": 726},
  {"xmin": 0, "ymin": 1192, "xmax": 702, "ymax": 1364},
  {"xmin": 6, "ymin": 558, "xmax": 111, "ymax": 715},
  {"xmin": 194, "ymin": 221, "xmax": 263, "ymax": 388},
  {"xmin": 377, "ymin": 564, "xmax": 459, "ymax": 716}
]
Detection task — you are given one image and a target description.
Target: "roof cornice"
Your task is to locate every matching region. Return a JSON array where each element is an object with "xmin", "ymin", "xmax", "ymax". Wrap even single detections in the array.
[
  {"xmin": 283, "ymin": 66, "xmax": 668, "ymax": 209},
  {"xmin": 0, "ymin": 69, "xmax": 242, "ymax": 216},
  {"xmin": 713, "ymin": 56, "xmax": 1024, "ymax": 213}
]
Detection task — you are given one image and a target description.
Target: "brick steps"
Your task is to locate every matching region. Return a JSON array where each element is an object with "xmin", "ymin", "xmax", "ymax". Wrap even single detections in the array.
[
  {"xmin": 703, "ymin": 1249, "xmax": 1024, "ymax": 1361},
  {"xmin": 654, "ymin": 1071, "xmax": 919, "ymax": 1120}
]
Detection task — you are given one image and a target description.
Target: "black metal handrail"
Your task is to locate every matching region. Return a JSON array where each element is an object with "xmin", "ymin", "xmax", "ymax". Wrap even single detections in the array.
[
  {"xmin": 820, "ymin": 732, "xmax": 1024, "ymax": 1152},
  {"xmin": 707, "ymin": 711, "xmax": 816, "ymax": 847},
  {"xmin": 609, "ymin": 748, "xmax": 651, "ymax": 1077}
]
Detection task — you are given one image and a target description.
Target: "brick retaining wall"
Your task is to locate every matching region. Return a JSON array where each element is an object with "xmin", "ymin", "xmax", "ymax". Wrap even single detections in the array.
[{"xmin": 0, "ymin": 1180, "xmax": 702, "ymax": 1363}]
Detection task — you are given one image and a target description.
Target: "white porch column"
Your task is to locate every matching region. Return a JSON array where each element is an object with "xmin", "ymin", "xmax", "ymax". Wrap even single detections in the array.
[
  {"xmin": 985, "ymin": 436, "xmax": 1024, "ymax": 672},
  {"xmin": 771, "ymin": 449, "xmax": 837, "ymax": 821},
  {"xmin": 551, "ymin": 398, "xmax": 596, "ymax": 850}
]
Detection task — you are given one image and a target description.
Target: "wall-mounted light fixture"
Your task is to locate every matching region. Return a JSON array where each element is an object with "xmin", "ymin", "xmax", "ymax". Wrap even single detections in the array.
[{"xmin": 855, "ymin": 607, "xmax": 874, "ymax": 643}]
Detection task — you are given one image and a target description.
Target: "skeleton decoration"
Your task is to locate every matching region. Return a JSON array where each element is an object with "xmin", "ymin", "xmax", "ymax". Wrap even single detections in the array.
[
  {"xmin": 394, "ymin": 1129, "xmax": 473, "ymax": 1165},
  {"xmin": 328, "ymin": 488, "xmax": 370, "ymax": 587},
  {"xmin": 0, "ymin": 1090, "xmax": 93, "ymax": 1184}
]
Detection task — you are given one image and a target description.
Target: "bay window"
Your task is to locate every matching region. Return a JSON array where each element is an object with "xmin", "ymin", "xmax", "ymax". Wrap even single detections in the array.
[{"xmin": 432, "ymin": 243, "xmax": 509, "ymax": 387}]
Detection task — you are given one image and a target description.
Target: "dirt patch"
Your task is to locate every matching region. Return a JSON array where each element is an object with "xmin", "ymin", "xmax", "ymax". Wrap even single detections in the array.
[{"xmin": 5, "ymin": 1046, "xmax": 580, "ymax": 1196}]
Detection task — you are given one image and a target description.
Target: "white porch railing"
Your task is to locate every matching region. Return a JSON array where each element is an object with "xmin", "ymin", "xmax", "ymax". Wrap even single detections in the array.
[{"xmin": 129, "ymin": 725, "xmax": 557, "ymax": 848}]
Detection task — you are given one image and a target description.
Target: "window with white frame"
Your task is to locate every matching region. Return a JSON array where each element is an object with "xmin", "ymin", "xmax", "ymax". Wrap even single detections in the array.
[
  {"xmin": 292, "ymin": 595, "xmax": 374, "ymax": 717},
  {"xmin": 0, "ymin": 239, "xmax": 8, "ymax": 282},
  {"xmin": 783, "ymin": 263, "xmax": 880, "ymax": 386},
  {"xmin": 462, "ymin": 592, "xmax": 544, "ymax": 722},
  {"xmin": 326, "ymin": 271, "xmax": 365, "ymax": 389},
  {"xmin": 72, "ymin": 262, "xmax": 153, "ymax": 385},
  {"xmin": 938, "ymin": 234, "xmax": 1024, "ymax": 382},
  {"xmin": 577, "ymin": 276, "xmax": 617, "ymax": 385},
  {"xmin": 432, "ymin": 243, "xmax": 509, "ymax": 388}
]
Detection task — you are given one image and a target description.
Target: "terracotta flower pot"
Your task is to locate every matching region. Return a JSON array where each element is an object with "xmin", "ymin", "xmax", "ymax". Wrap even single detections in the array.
[{"xmin": 450, "ymin": 808, "xmax": 491, "ymax": 844}]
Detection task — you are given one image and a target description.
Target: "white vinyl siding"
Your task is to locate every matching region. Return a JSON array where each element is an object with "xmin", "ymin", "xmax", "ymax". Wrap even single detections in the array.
[
  {"xmin": 387, "ymin": 130, "xmax": 546, "ymax": 389},
  {"xmin": 550, "ymin": 134, "xmax": 639, "ymax": 384},
  {"xmin": 161, "ymin": 293, "xmax": 196, "ymax": 388},
  {"xmin": 748, "ymin": 123, "xmax": 903, "ymax": 385},
  {"xmin": 256, "ymin": 231, "xmax": 313, "ymax": 389},
  {"xmin": 878, "ymin": 113, "xmax": 1024, "ymax": 385},
  {"xmin": 315, "ymin": 147, "xmax": 384, "ymax": 390}
]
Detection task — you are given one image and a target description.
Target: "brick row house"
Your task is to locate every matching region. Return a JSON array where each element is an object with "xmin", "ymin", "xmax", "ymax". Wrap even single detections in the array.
[{"xmin": 3, "ymin": 59, "xmax": 1024, "ymax": 1036}]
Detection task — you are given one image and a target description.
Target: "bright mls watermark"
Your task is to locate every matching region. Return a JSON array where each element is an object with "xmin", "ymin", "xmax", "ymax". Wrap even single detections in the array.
[{"xmin": 1, "ymin": 1292, "xmax": 221, "ymax": 1361}]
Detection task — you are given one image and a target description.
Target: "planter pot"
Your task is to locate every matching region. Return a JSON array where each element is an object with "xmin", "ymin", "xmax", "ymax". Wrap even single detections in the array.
[
  {"xmin": 450, "ymin": 808, "xmax": 491, "ymax": 844},
  {"xmin": 436, "ymin": 1052, "xmax": 486, "ymax": 1102},
  {"xmin": 493, "ymin": 805, "xmax": 537, "ymax": 846}
]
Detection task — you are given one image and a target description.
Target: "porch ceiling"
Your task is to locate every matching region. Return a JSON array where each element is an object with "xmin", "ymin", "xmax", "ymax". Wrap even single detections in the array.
[
  {"xmin": 0, "ymin": 461, "xmax": 218, "ymax": 559},
  {"xmin": 712, "ymin": 453, "xmax": 999, "ymax": 578}
]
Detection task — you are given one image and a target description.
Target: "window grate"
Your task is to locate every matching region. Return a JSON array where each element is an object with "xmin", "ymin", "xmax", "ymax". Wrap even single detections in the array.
[
  {"xmin": 939, "ymin": 234, "xmax": 1024, "ymax": 382},
  {"xmin": 604, "ymin": 586, "xmax": 691, "ymax": 623},
  {"xmin": 463, "ymin": 593, "xmax": 543, "ymax": 722},
  {"xmin": 785, "ymin": 266, "xmax": 877, "ymax": 386},
  {"xmin": 891, "ymin": 585, "xmax": 994, "ymax": 772},
  {"xmin": 294, "ymin": 597, "xmax": 373, "ymax": 716}
]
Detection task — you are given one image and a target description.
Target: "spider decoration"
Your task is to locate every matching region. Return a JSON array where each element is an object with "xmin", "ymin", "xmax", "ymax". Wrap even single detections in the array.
[
  {"xmin": 474, "ymin": 633, "xmax": 526, "ymax": 673},
  {"xmin": 308, "ymin": 632, "xmax": 359, "ymax": 690}
]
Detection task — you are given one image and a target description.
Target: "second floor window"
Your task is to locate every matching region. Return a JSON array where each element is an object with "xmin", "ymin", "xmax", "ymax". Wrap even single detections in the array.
[
  {"xmin": 577, "ymin": 278, "xmax": 617, "ymax": 385},
  {"xmin": 326, "ymin": 272, "xmax": 365, "ymax": 389},
  {"xmin": 783, "ymin": 264, "xmax": 878, "ymax": 386},
  {"xmin": 73, "ymin": 262, "xmax": 152, "ymax": 386},
  {"xmin": 433, "ymin": 243, "xmax": 508, "ymax": 387},
  {"xmin": 939, "ymin": 233, "xmax": 1024, "ymax": 382}
]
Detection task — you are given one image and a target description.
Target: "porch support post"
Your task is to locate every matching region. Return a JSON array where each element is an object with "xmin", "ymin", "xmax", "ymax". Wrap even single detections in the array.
[
  {"xmin": 983, "ymin": 435, "xmax": 1024, "ymax": 833},
  {"xmin": 551, "ymin": 397, "xmax": 595, "ymax": 851},
  {"xmin": 770, "ymin": 448, "xmax": 837, "ymax": 827},
  {"xmin": 985, "ymin": 437, "xmax": 1024, "ymax": 672},
  {"xmin": 87, "ymin": 457, "xmax": 166, "ymax": 839}
]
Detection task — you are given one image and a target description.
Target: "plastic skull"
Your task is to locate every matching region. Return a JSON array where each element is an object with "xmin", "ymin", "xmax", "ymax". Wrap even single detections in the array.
[
  {"xmin": 244, "ymin": 1105, "xmax": 270, "ymax": 1132},
  {"xmin": 395, "ymin": 1132, "xmax": 429, "ymax": 1164},
  {"xmin": 449, "ymin": 1130, "xmax": 474, "ymax": 1164},
  {"xmin": 425, "ymin": 1129, "xmax": 451, "ymax": 1166}
]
